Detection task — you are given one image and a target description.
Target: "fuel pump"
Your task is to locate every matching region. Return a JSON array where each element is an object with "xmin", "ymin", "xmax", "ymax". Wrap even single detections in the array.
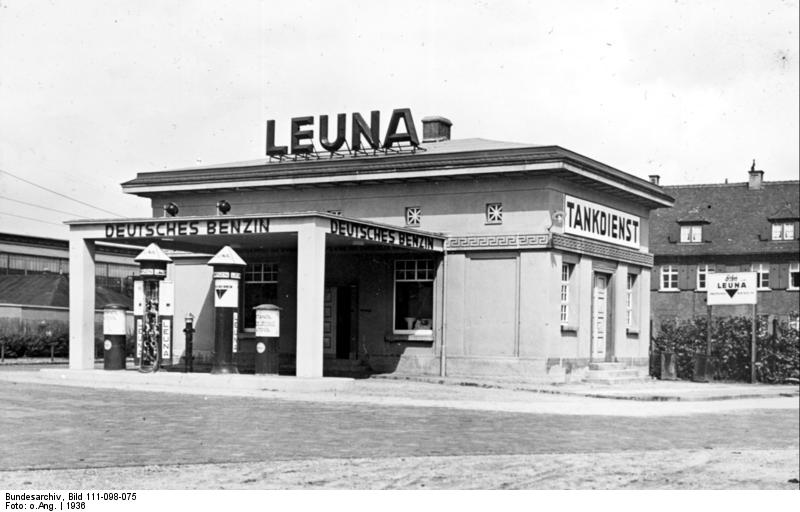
[
  {"xmin": 133, "ymin": 243, "xmax": 173, "ymax": 373},
  {"xmin": 207, "ymin": 246, "xmax": 246, "ymax": 374}
]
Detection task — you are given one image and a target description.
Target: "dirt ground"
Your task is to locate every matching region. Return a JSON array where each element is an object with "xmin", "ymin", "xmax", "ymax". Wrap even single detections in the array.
[{"xmin": 2, "ymin": 448, "xmax": 797, "ymax": 490}]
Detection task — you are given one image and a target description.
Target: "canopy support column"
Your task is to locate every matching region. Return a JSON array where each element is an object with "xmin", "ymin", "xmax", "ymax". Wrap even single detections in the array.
[
  {"xmin": 295, "ymin": 219, "xmax": 326, "ymax": 377},
  {"xmin": 69, "ymin": 234, "xmax": 96, "ymax": 369}
]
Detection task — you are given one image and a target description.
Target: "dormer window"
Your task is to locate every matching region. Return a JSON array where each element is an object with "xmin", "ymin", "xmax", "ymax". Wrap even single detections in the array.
[
  {"xmin": 680, "ymin": 225, "xmax": 702, "ymax": 243},
  {"xmin": 771, "ymin": 222, "xmax": 795, "ymax": 240}
]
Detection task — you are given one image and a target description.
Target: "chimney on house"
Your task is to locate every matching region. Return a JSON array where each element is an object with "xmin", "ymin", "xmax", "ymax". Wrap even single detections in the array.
[
  {"xmin": 748, "ymin": 159, "xmax": 764, "ymax": 190},
  {"xmin": 422, "ymin": 116, "xmax": 452, "ymax": 143},
  {"xmin": 648, "ymin": 175, "xmax": 660, "ymax": 186}
]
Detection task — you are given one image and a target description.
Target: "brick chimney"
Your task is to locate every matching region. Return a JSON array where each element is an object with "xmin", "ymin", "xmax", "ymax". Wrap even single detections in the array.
[
  {"xmin": 422, "ymin": 116, "xmax": 452, "ymax": 143},
  {"xmin": 748, "ymin": 159, "xmax": 764, "ymax": 190},
  {"xmin": 648, "ymin": 175, "xmax": 660, "ymax": 186}
]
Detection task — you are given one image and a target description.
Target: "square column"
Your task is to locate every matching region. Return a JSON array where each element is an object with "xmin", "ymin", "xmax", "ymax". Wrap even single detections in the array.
[
  {"xmin": 295, "ymin": 220, "xmax": 326, "ymax": 377},
  {"xmin": 69, "ymin": 234, "xmax": 96, "ymax": 369}
]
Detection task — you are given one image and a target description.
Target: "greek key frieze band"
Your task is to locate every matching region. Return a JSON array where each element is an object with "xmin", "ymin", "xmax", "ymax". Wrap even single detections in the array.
[
  {"xmin": 445, "ymin": 233, "xmax": 550, "ymax": 250},
  {"xmin": 551, "ymin": 233, "xmax": 654, "ymax": 267},
  {"xmin": 444, "ymin": 232, "xmax": 654, "ymax": 267}
]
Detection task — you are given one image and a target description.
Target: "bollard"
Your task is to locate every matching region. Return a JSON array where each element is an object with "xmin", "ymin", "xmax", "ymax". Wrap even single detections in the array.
[
  {"xmin": 183, "ymin": 313, "xmax": 195, "ymax": 373},
  {"xmin": 103, "ymin": 304, "xmax": 128, "ymax": 370}
]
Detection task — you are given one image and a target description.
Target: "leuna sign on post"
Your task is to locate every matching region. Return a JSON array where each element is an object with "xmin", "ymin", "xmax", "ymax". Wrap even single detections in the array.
[{"xmin": 707, "ymin": 272, "xmax": 758, "ymax": 305}]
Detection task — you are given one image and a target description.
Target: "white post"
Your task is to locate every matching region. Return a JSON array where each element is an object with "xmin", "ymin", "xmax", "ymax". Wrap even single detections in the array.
[
  {"xmin": 69, "ymin": 234, "xmax": 96, "ymax": 369},
  {"xmin": 295, "ymin": 220, "xmax": 326, "ymax": 378}
]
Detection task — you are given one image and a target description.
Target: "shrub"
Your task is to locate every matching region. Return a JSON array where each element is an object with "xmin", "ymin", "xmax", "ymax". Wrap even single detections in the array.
[
  {"xmin": 0, "ymin": 319, "xmax": 69, "ymax": 358},
  {"xmin": 653, "ymin": 315, "xmax": 799, "ymax": 383}
]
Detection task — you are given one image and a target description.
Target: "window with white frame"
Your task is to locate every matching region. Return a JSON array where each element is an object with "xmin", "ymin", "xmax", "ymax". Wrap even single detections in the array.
[
  {"xmin": 789, "ymin": 314, "xmax": 800, "ymax": 331},
  {"xmin": 697, "ymin": 264, "xmax": 714, "ymax": 291},
  {"xmin": 485, "ymin": 203, "xmax": 503, "ymax": 224},
  {"xmin": 660, "ymin": 265, "xmax": 679, "ymax": 290},
  {"xmin": 789, "ymin": 263, "xmax": 799, "ymax": 291},
  {"xmin": 680, "ymin": 225, "xmax": 703, "ymax": 243},
  {"xmin": 394, "ymin": 259, "xmax": 434, "ymax": 332},
  {"xmin": 405, "ymin": 206, "xmax": 422, "ymax": 227},
  {"xmin": 626, "ymin": 273, "xmax": 639, "ymax": 330},
  {"xmin": 560, "ymin": 263, "xmax": 574, "ymax": 326},
  {"xmin": 751, "ymin": 263, "xmax": 770, "ymax": 289},
  {"xmin": 771, "ymin": 222, "xmax": 795, "ymax": 241},
  {"xmin": 243, "ymin": 263, "xmax": 278, "ymax": 330}
]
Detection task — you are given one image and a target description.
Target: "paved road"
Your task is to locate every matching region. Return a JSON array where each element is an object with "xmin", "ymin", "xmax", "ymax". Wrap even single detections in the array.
[{"xmin": 1, "ymin": 382, "xmax": 797, "ymax": 471}]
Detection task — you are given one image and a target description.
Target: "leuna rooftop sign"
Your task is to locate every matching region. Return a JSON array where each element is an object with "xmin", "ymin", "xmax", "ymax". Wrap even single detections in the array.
[{"xmin": 266, "ymin": 108, "xmax": 420, "ymax": 156}]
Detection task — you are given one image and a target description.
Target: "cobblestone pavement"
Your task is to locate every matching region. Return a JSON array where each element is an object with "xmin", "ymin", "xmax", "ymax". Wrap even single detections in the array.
[{"xmin": 0, "ymin": 382, "xmax": 797, "ymax": 472}]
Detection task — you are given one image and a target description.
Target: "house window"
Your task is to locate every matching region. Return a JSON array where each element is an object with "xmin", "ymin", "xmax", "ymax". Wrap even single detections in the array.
[
  {"xmin": 772, "ymin": 222, "xmax": 795, "ymax": 240},
  {"xmin": 789, "ymin": 263, "xmax": 799, "ymax": 291},
  {"xmin": 394, "ymin": 259, "xmax": 434, "ymax": 332},
  {"xmin": 789, "ymin": 314, "xmax": 800, "ymax": 331},
  {"xmin": 243, "ymin": 263, "xmax": 278, "ymax": 330},
  {"xmin": 697, "ymin": 264, "xmax": 713, "ymax": 291},
  {"xmin": 486, "ymin": 203, "xmax": 503, "ymax": 224},
  {"xmin": 680, "ymin": 225, "xmax": 702, "ymax": 243},
  {"xmin": 660, "ymin": 265, "xmax": 679, "ymax": 290},
  {"xmin": 751, "ymin": 263, "xmax": 770, "ymax": 290},
  {"xmin": 405, "ymin": 206, "xmax": 422, "ymax": 227},
  {"xmin": 560, "ymin": 263, "xmax": 573, "ymax": 325},
  {"xmin": 626, "ymin": 273, "xmax": 639, "ymax": 330}
]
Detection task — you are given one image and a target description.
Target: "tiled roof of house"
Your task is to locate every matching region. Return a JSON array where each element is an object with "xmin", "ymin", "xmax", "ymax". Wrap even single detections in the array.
[
  {"xmin": 0, "ymin": 274, "xmax": 132, "ymax": 308},
  {"xmin": 651, "ymin": 180, "xmax": 800, "ymax": 257}
]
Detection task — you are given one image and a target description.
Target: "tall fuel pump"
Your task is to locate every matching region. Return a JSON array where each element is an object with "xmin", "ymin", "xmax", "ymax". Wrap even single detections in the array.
[
  {"xmin": 207, "ymin": 246, "xmax": 246, "ymax": 374},
  {"xmin": 133, "ymin": 243, "xmax": 174, "ymax": 373}
]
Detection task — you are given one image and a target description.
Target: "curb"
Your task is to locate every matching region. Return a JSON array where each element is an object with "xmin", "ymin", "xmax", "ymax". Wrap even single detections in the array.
[{"xmin": 372, "ymin": 374, "xmax": 800, "ymax": 402}]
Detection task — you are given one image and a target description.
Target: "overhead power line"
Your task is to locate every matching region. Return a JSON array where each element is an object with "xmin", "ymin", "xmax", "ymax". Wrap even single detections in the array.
[
  {"xmin": 0, "ymin": 211, "xmax": 65, "ymax": 226},
  {"xmin": 0, "ymin": 168, "xmax": 124, "ymax": 217},
  {"xmin": 0, "ymin": 195, "xmax": 90, "ymax": 218}
]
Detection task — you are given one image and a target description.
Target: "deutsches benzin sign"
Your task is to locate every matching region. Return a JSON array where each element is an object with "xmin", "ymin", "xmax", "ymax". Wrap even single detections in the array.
[
  {"xmin": 707, "ymin": 272, "xmax": 758, "ymax": 306},
  {"xmin": 104, "ymin": 218, "xmax": 270, "ymax": 239},
  {"xmin": 564, "ymin": 195, "xmax": 641, "ymax": 249},
  {"xmin": 329, "ymin": 218, "xmax": 438, "ymax": 251}
]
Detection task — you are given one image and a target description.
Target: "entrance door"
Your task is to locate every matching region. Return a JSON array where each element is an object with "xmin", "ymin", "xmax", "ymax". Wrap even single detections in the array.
[
  {"xmin": 591, "ymin": 274, "xmax": 609, "ymax": 361},
  {"xmin": 324, "ymin": 285, "xmax": 358, "ymax": 359}
]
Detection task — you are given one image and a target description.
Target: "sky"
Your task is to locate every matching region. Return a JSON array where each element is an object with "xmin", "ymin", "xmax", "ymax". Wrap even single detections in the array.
[{"xmin": 1, "ymin": 0, "xmax": 798, "ymax": 240}]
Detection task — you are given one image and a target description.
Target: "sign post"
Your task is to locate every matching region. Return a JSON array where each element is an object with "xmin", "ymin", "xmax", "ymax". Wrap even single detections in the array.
[{"xmin": 706, "ymin": 272, "xmax": 759, "ymax": 383}]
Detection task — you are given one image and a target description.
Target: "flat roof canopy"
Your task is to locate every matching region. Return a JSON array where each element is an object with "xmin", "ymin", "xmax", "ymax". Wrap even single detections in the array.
[{"xmin": 65, "ymin": 212, "xmax": 446, "ymax": 254}]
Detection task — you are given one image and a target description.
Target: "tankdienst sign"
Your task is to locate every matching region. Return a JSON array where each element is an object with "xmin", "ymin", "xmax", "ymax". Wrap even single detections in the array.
[
  {"xmin": 707, "ymin": 272, "xmax": 758, "ymax": 305},
  {"xmin": 564, "ymin": 195, "xmax": 641, "ymax": 249}
]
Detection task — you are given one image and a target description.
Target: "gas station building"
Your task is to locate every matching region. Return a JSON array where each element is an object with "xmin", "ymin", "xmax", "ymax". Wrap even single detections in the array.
[{"xmin": 67, "ymin": 113, "xmax": 674, "ymax": 381}]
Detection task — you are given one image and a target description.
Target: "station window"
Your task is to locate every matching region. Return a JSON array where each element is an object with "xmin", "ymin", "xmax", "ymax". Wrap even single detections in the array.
[
  {"xmin": 751, "ymin": 263, "xmax": 770, "ymax": 290},
  {"xmin": 243, "ymin": 263, "xmax": 278, "ymax": 330},
  {"xmin": 560, "ymin": 263, "xmax": 573, "ymax": 326},
  {"xmin": 626, "ymin": 273, "xmax": 639, "ymax": 330},
  {"xmin": 485, "ymin": 203, "xmax": 503, "ymax": 224},
  {"xmin": 680, "ymin": 225, "xmax": 702, "ymax": 243},
  {"xmin": 790, "ymin": 263, "xmax": 800, "ymax": 291},
  {"xmin": 660, "ymin": 265, "xmax": 679, "ymax": 291},
  {"xmin": 696, "ymin": 264, "xmax": 713, "ymax": 291},
  {"xmin": 405, "ymin": 206, "xmax": 422, "ymax": 227},
  {"xmin": 394, "ymin": 259, "xmax": 434, "ymax": 333},
  {"xmin": 771, "ymin": 222, "xmax": 795, "ymax": 241}
]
